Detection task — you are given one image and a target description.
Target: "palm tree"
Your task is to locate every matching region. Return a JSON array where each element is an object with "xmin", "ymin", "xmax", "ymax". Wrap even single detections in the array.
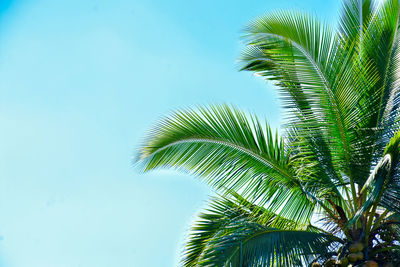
[{"xmin": 137, "ymin": 0, "xmax": 400, "ymax": 266}]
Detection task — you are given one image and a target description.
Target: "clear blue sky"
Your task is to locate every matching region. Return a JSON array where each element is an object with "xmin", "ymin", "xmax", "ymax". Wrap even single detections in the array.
[{"xmin": 0, "ymin": 0, "xmax": 340, "ymax": 266}]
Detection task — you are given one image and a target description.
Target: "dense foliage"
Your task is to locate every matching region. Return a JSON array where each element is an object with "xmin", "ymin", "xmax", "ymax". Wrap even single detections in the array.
[{"xmin": 138, "ymin": 0, "xmax": 400, "ymax": 266}]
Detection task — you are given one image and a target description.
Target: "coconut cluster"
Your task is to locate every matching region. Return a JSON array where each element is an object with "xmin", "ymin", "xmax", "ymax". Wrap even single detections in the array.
[{"xmin": 311, "ymin": 242, "xmax": 382, "ymax": 267}]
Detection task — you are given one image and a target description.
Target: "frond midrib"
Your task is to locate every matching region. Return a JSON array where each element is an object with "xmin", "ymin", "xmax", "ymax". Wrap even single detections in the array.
[{"xmin": 144, "ymin": 136, "xmax": 297, "ymax": 185}]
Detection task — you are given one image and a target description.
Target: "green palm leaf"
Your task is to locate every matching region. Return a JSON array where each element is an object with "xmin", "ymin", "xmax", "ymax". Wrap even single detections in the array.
[
  {"xmin": 200, "ymin": 222, "xmax": 342, "ymax": 267},
  {"xmin": 138, "ymin": 105, "xmax": 315, "ymax": 222},
  {"xmin": 182, "ymin": 191, "xmax": 317, "ymax": 267},
  {"xmin": 240, "ymin": 10, "xmax": 380, "ymax": 189}
]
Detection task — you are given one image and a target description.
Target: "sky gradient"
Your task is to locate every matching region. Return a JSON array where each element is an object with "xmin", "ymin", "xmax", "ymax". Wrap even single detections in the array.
[{"xmin": 0, "ymin": 0, "xmax": 340, "ymax": 266}]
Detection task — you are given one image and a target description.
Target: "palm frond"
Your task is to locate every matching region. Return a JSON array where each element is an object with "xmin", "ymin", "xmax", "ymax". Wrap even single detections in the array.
[
  {"xmin": 200, "ymin": 222, "xmax": 342, "ymax": 267},
  {"xmin": 356, "ymin": 0, "xmax": 400, "ymax": 163},
  {"xmin": 137, "ymin": 105, "xmax": 315, "ymax": 222},
  {"xmin": 240, "ymin": 10, "xmax": 379, "ymax": 189},
  {"xmin": 182, "ymin": 191, "xmax": 316, "ymax": 267}
]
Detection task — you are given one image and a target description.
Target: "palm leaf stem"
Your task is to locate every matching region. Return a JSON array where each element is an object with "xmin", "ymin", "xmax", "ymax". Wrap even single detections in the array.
[
  {"xmin": 146, "ymin": 138, "xmax": 294, "ymax": 183},
  {"xmin": 365, "ymin": 156, "xmax": 393, "ymax": 242},
  {"xmin": 304, "ymin": 192, "xmax": 341, "ymax": 224}
]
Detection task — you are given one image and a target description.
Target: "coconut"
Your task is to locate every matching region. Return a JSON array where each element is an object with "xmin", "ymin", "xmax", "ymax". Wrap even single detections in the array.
[
  {"xmin": 311, "ymin": 262, "xmax": 321, "ymax": 267},
  {"xmin": 349, "ymin": 242, "xmax": 364, "ymax": 253},
  {"xmin": 348, "ymin": 253, "xmax": 359, "ymax": 262},
  {"xmin": 324, "ymin": 259, "xmax": 336, "ymax": 267},
  {"xmin": 355, "ymin": 251, "xmax": 364, "ymax": 261},
  {"xmin": 363, "ymin": 261, "xmax": 378, "ymax": 267},
  {"xmin": 338, "ymin": 257, "xmax": 349, "ymax": 267}
]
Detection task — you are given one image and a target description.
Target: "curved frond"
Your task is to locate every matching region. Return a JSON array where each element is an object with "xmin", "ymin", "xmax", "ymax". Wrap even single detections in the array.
[
  {"xmin": 182, "ymin": 191, "xmax": 316, "ymax": 267},
  {"xmin": 240, "ymin": 10, "xmax": 379, "ymax": 187},
  {"xmin": 138, "ymin": 105, "xmax": 314, "ymax": 222},
  {"xmin": 359, "ymin": 0, "xmax": 400, "ymax": 163},
  {"xmin": 200, "ymin": 222, "xmax": 342, "ymax": 267}
]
